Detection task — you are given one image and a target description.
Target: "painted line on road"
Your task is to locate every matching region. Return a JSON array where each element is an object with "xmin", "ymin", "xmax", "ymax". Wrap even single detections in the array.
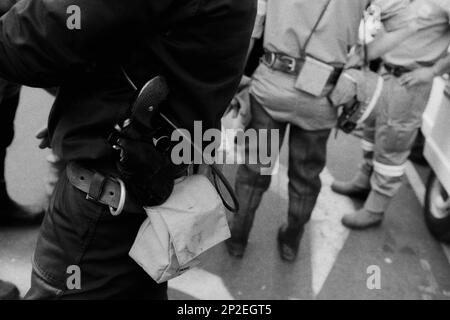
[
  {"xmin": 405, "ymin": 161, "xmax": 426, "ymax": 207},
  {"xmin": 169, "ymin": 268, "xmax": 235, "ymax": 300},
  {"xmin": 405, "ymin": 161, "xmax": 450, "ymax": 266},
  {"xmin": 169, "ymin": 160, "xmax": 353, "ymax": 300}
]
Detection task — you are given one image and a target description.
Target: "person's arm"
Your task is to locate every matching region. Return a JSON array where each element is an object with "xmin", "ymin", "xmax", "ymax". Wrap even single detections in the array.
[
  {"xmin": 0, "ymin": 0, "xmax": 174, "ymax": 87},
  {"xmin": 398, "ymin": 5, "xmax": 450, "ymax": 88},
  {"xmin": 366, "ymin": 24, "xmax": 417, "ymax": 60},
  {"xmin": 347, "ymin": 0, "xmax": 417, "ymax": 68},
  {"xmin": 432, "ymin": 54, "xmax": 450, "ymax": 76},
  {"xmin": 398, "ymin": 53, "xmax": 450, "ymax": 88}
]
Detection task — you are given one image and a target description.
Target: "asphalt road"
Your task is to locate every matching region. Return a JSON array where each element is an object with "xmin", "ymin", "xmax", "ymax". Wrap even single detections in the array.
[{"xmin": 1, "ymin": 87, "xmax": 450, "ymax": 300}]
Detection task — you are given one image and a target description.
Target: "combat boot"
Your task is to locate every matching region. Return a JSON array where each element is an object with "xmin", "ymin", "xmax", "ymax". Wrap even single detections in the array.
[
  {"xmin": 341, "ymin": 208, "xmax": 384, "ymax": 230},
  {"xmin": 341, "ymin": 190, "xmax": 391, "ymax": 230},
  {"xmin": 331, "ymin": 167, "xmax": 371, "ymax": 200},
  {"xmin": 277, "ymin": 224, "xmax": 304, "ymax": 263}
]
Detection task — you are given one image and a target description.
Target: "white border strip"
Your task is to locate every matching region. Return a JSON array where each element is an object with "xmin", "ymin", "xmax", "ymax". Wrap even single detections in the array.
[
  {"xmin": 358, "ymin": 76, "xmax": 384, "ymax": 124},
  {"xmin": 405, "ymin": 161, "xmax": 450, "ymax": 266},
  {"xmin": 361, "ymin": 139, "xmax": 375, "ymax": 152},
  {"xmin": 374, "ymin": 160, "xmax": 406, "ymax": 177}
]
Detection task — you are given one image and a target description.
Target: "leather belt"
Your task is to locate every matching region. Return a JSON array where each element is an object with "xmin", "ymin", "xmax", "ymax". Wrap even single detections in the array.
[
  {"xmin": 262, "ymin": 51, "xmax": 343, "ymax": 85},
  {"xmin": 66, "ymin": 162, "xmax": 145, "ymax": 215},
  {"xmin": 384, "ymin": 63, "xmax": 412, "ymax": 78}
]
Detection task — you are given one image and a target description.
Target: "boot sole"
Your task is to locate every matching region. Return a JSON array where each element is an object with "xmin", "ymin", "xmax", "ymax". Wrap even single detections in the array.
[{"xmin": 342, "ymin": 219, "xmax": 383, "ymax": 230}]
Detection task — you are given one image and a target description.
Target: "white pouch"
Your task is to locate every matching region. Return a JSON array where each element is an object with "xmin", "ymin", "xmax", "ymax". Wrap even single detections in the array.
[
  {"xmin": 129, "ymin": 174, "xmax": 230, "ymax": 284},
  {"xmin": 294, "ymin": 57, "xmax": 334, "ymax": 97}
]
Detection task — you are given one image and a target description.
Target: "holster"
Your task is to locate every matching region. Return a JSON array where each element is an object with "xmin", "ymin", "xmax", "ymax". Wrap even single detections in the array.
[{"xmin": 108, "ymin": 76, "xmax": 178, "ymax": 207}]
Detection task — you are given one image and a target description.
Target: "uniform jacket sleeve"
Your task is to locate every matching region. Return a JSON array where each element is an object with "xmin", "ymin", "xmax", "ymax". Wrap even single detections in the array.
[
  {"xmin": 0, "ymin": 0, "xmax": 174, "ymax": 87},
  {"xmin": 371, "ymin": 0, "xmax": 414, "ymax": 32}
]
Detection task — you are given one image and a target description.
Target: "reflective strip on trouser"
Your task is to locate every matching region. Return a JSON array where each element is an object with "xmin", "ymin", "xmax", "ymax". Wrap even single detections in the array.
[
  {"xmin": 373, "ymin": 161, "xmax": 406, "ymax": 178},
  {"xmin": 363, "ymin": 74, "xmax": 432, "ymax": 212},
  {"xmin": 361, "ymin": 139, "xmax": 374, "ymax": 153}
]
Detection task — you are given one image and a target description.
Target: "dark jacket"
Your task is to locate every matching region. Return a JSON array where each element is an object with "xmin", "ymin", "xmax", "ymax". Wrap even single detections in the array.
[
  {"xmin": 0, "ymin": 0, "xmax": 256, "ymax": 161},
  {"xmin": 0, "ymin": 0, "xmax": 16, "ymax": 15}
]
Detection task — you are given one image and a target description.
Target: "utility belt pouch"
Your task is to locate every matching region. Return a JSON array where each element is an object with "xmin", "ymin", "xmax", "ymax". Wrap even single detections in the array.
[
  {"xmin": 329, "ymin": 71, "xmax": 358, "ymax": 107},
  {"xmin": 294, "ymin": 56, "xmax": 334, "ymax": 97},
  {"xmin": 129, "ymin": 174, "xmax": 230, "ymax": 284}
]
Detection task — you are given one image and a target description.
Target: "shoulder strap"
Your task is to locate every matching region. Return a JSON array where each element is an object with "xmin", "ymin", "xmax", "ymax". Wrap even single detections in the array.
[{"xmin": 301, "ymin": 0, "xmax": 332, "ymax": 56}]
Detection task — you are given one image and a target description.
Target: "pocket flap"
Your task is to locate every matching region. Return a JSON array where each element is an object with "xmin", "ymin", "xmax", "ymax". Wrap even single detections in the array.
[{"xmin": 146, "ymin": 175, "xmax": 230, "ymax": 266}]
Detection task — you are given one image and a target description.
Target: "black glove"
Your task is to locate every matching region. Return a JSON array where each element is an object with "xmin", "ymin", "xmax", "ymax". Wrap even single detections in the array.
[
  {"xmin": 109, "ymin": 76, "xmax": 175, "ymax": 207},
  {"xmin": 114, "ymin": 129, "xmax": 175, "ymax": 207}
]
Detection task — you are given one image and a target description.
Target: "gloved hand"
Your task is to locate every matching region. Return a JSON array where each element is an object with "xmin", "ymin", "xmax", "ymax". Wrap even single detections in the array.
[
  {"xmin": 110, "ymin": 123, "xmax": 175, "ymax": 207},
  {"xmin": 109, "ymin": 76, "xmax": 175, "ymax": 207},
  {"xmin": 36, "ymin": 127, "xmax": 51, "ymax": 149}
]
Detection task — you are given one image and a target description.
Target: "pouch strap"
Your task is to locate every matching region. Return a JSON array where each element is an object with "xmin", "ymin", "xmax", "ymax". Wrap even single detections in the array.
[{"xmin": 300, "ymin": 0, "xmax": 332, "ymax": 56}]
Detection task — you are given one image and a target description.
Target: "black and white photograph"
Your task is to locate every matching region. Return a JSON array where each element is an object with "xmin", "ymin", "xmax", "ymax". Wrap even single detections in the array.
[{"xmin": 0, "ymin": 0, "xmax": 450, "ymax": 307}]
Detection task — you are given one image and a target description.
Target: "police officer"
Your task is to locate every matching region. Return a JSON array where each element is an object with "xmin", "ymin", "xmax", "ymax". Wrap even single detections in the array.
[
  {"xmin": 333, "ymin": 0, "xmax": 450, "ymax": 230},
  {"xmin": 0, "ymin": 0, "xmax": 255, "ymax": 299},
  {"xmin": 226, "ymin": 0, "xmax": 415, "ymax": 262},
  {"xmin": 0, "ymin": 0, "xmax": 44, "ymax": 226}
]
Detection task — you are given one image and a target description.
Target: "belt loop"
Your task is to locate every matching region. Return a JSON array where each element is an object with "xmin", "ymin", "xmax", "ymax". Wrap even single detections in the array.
[{"xmin": 87, "ymin": 172, "xmax": 107, "ymax": 202}]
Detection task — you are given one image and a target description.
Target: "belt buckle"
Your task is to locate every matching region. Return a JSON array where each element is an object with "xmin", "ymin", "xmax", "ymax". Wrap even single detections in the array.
[
  {"xmin": 265, "ymin": 52, "xmax": 276, "ymax": 67},
  {"xmin": 280, "ymin": 56, "xmax": 297, "ymax": 73},
  {"xmin": 108, "ymin": 177, "xmax": 127, "ymax": 217}
]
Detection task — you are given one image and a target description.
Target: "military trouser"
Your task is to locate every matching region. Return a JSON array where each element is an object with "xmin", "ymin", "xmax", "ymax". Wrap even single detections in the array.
[
  {"xmin": 229, "ymin": 95, "xmax": 330, "ymax": 246},
  {"xmin": 25, "ymin": 164, "xmax": 168, "ymax": 300},
  {"xmin": 360, "ymin": 70, "xmax": 432, "ymax": 213}
]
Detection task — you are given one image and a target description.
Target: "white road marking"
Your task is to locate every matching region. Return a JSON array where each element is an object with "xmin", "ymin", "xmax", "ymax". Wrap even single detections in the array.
[
  {"xmin": 270, "ymin": 164, "xmax": 355, "ymax": 298},
  {"xmin": 405, "ymin": 161, "xmax": 426, "ymax": 207},
  {"xmin": 169, "ymin": 268, "xmax": 235, "ymax": 300},
  {"xmin": 419, "ymin": 259, "xmax": 440, "ymax": 300},
  {"xmin": 170, "ymin": 163, "xmax": 355, "ymax": 300},
  {"xmin": 167, "ymin": 159, "xmax": 449, "ymax": 300},
  {"xmin": 405, "ymin": 161, "xmax": 450, "ymax": 266}
]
